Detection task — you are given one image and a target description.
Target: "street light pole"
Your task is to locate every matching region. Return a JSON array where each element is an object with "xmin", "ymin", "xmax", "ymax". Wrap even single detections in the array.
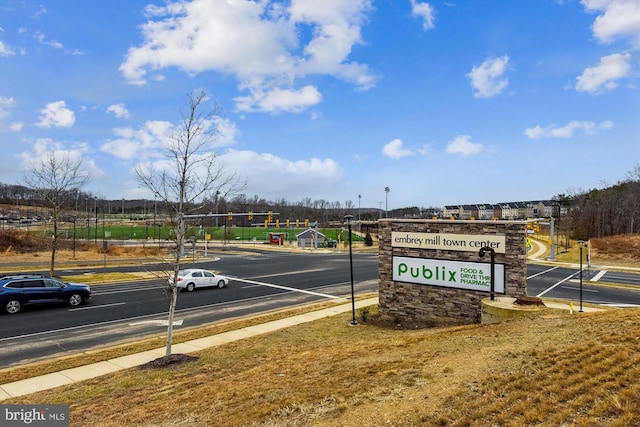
[
  {"xmin": 384, "ymin": 187, "xmax": 390, "ymax": 218},
  {"xmin": 344, "ymin": 215, "xmax": 358, "ymax": 326},
  {"xmin": 479, "ymin": 246, "xmax": 496, "ymax": 301},
  {"xmin": 358, "ymin": 194, "xmax": 361, "ymax": 232},
  {"xmin": 578, "ymin": 240, "xmax": 585, "ymax": 312}
]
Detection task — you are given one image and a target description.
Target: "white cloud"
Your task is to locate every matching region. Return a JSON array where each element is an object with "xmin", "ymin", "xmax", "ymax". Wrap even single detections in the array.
[
  {"xmin": 581, "ymin": 0, "xmax": 640, "ymax": 48},
  {"xmin": 211, "ymin": 117, "xmax": 241, "ymax": 148},
  {"xmin": 101, "ymin": 116, "xmax": 237, "ymax": 161},
  {"xmin": 0, "ymin": 40, "xmax": 15, "ymax": 57},
  {"xmin": 9, "ymin": 122, "xmax": 23, "ymax": 131},
  {"xmin": 100, "ymin": 120, "xmax": 173, "ymax": 160},
  {"xmin": 0, "ymin": 96, "xmax": 23, "ymax": 132},
  {"xmin": 119, "ymin": 0, "xmax": 376, "ymax": 114},
  {"xmin": 18, "ymin": 138, "xmax": 99, "ymax": 177},
  {"xmin": 524, "ymin": 120, "xmax": 613, "ymax": 139},
  {"xmin": 575, "ymin": 53, "xmax": 631, "ymax": 94},
  {"xmin": 382, "ymin": 139, "xmax": 414, "ymax": 159},
  {"xmin": 33, "ymin": 31, "xmax": 63, "ymax": 49},
  {"xmin": 35, "ymin": 101, "xmax": 75, "ymax": 128},
  {"xmin": 410, "ymin": 0, "xmax": 436, "ymax": 31},
  {"xmin": 234, "ymin": 85, "xmax": 322, "ymax": 114},
  {"xmin": 106, "ymin": 103, "xmax": 130, "ymax": 119},
  {"xmin": 445, "ymin": 135, "xmax": 484, "ymax": 156},
  {"xmin": 0, "ymin": 96, "xmax": 16, "ymax": 119},
  {"xmin": 466, "ymin": 55, "xmax": 510, "ymax": 98},
  {"xmin": 220, "ymin": 149, "xmax": 344, "ymax": 200}
]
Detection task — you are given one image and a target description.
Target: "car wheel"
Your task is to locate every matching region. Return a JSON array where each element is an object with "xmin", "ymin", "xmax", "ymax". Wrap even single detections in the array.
[
  {"xmin": 186, "ymin": 283, "xmax": 196, "ymax": 292},
  {"xmin": 69, "ymin": 293, "xmax": 83, "ymax": 307},
  {"xmin": 5, "ymin": 299, "xmax": 21, "ymax": 314},
  {"xmin": 217, "ymin": 280, "xmax": 225, "ymax": 288}
]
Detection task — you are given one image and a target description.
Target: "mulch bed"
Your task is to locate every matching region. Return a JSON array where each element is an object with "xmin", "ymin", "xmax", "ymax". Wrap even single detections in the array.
[{"xmin": 139, "ymin": 353, "xmax": 199, "ymax": 369}]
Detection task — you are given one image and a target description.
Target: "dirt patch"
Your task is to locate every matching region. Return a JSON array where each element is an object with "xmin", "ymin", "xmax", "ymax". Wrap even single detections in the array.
[{"xmin": 138, "ymin": 354, "xmax": 198, "ymax": 370}]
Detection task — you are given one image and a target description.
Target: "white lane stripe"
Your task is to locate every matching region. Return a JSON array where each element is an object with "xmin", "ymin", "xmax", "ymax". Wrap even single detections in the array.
[
  {"xmin": 536, "ymin": 271, "xmax": 579, "ymax": 297},
  {"xmin": 246, "ymin": 268, "xmax": 330, "ymax": 280},
  {"xmin": 591, "ymin": 270, "xmax": 607, "ymax": 281},
  {"xmin": 527, "ymin": 266, "xmax": 558, "ymax": 280},
  {"xmin": 232, "ymin": 277, "xmax": 340, "ymax": 299},
  {"xmin": 561, "ymin": 286, "xmax": 598, "ymax": 293},
  {"xmin": 70, "ymin": 302, "xmax": 126, "ymax": 311},
  {"xmin": 129, "ymin": 319, "xmax": 183, "ymax": 326}
]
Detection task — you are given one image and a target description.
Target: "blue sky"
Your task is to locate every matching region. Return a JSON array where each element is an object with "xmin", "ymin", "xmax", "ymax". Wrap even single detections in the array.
[{"xmin": 1, "ymin": 0, "xmax": 638, "ymax": 210}]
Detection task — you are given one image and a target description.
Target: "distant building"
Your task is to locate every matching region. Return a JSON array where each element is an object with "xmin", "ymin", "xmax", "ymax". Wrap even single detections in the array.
[
  {"xmin": 296, "ymin": 228, "xmax": 326, "ymax": 249},
  {"xmin": 440, "ymin": 200, "xmax": 558, "ymax": 221}
]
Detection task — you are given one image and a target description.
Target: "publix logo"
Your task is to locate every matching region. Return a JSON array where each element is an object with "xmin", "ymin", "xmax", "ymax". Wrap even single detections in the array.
[{"xmin": 392, "ymin": 256, "xmax": 505, "ymax": 293}]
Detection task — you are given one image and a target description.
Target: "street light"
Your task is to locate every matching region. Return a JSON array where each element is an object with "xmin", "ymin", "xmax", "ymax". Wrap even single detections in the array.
[
  {"xmin": 479, "ymin": 246, "xmax": 496, "ymax": 301},
  {"xmin": 344, "ymin": 214, "xmax": 358, "ymax": 326},
  {"xmin": 578, "ymin": 240, "xmax": 585, "ymax": 312},
  {"xmin": 384, "ymin": 187, "xmax": 390, "ymax": 218},
  {"xmin": 358, "ymin": 194, "xmax": 361, "ymax": 229}
]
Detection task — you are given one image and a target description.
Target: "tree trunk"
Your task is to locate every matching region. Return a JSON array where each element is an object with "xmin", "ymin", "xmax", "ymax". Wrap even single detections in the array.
[
  {"xmin": 50, "ymin": 220, "xmax": 57, "ymax": 277},
  {"xmin": 165, "ymin": 284, "xmax": 179, "ymax": 356},
  {"xmin": 165, "ymin": 213, "xmax": 184, "ymax": 356}
]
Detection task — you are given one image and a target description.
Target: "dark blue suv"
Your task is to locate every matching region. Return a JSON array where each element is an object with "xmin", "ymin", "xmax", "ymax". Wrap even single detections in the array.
[{"xmin": 0, "ymin": 274, "xmax": 91, "ymax": 314}]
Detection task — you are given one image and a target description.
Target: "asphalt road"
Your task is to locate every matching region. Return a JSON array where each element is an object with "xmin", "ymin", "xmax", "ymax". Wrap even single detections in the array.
[
  {"xmin": 1, "ymin": 250, "xmax": 640, "ymax": 368},
  {"xmin": 526, "ymin": 264, "xmax": 640, "ymax": 308},
  {"xmin": 0, "ymin": 251, "xmax": 380, "ymax": 367}
]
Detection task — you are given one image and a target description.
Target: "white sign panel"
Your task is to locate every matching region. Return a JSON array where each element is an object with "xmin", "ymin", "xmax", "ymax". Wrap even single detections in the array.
[
  {"xmin": 393, "ymin": 256, "xmax": 505, "ymax": 293},
  {"xmin": 391, "ymin": 232, "xmax": 506, "ymax": 254}
]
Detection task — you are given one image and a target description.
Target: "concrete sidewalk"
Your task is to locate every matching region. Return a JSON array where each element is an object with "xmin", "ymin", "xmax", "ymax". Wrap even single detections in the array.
[{"xmin": 0, "ymin": 297, "xmax": 379, "ymax": 401}]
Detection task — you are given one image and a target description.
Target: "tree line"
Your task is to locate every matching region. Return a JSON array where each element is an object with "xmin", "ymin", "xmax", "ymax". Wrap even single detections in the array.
[{"xmin": 555, "ymin": 164, "xmax": 640, "ymax": 240}]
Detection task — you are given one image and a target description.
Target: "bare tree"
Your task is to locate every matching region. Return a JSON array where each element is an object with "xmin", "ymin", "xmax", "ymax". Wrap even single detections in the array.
[
  {"xmin": 136, "ymin": 90, "xmax": 245, "ymax": 357},
  {"xmin": 24, "ymin": 153, "xmax": 90, "ymax": 276}
]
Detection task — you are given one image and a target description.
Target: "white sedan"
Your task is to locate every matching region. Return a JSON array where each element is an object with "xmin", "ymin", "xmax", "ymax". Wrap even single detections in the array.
[{"xmin": 170, "ymin": 268, "xmax": 229, "ymax": 292}]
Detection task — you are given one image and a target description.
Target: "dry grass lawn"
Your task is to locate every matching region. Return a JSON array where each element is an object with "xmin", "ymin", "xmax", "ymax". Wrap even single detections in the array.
[{"xmin": 3, "ymin": 306, "xmax": 640, "ymax": 426}]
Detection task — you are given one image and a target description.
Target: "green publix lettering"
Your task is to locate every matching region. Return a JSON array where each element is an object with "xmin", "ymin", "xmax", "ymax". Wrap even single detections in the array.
[{"xmin": 398, "ymin": 263, "xmax": 457, "ymax": 282}]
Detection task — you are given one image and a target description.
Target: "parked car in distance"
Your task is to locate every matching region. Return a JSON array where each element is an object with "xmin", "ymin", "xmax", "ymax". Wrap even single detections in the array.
[
  {"xmin": 0, "ymin": 274, "xmax": 91, "ymax": 314},
  {"xmin": 169, "ymin": 268, "xmax": 229, "ymax": 292}
]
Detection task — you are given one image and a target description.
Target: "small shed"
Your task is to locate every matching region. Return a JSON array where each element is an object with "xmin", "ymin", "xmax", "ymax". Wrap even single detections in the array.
[{"xmin": 296, "ymin": 228, "xmax": 325, "ymax": 249}]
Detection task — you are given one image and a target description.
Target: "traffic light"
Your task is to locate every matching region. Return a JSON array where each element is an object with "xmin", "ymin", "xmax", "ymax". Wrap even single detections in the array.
[
  {"xmin": 295, "ymin": 219, "xmax": 300, "ymax": 227},
  {"xmin": 275, "ymin": 219, "xmax": 280, "ymax": 227},
  {"xmin": 248, "ymin": 211, "xmax": 253, "ymax": 221},
  {"xmin": 286, "ymin": 219, "xmax": 290, "ymax": 227},
  {"xmin": 267, "ymin": 210, "xmax": 272, "ymax": 224},
  {"xmin": 228, "ymin": 211, "xmax": 233, "ymax": 221},
  {"xmin": 264, "ymin": 219, "xmax": 268, "ymax": 228},
  {"xmin": 304, "ymin": 218, "xmax": 309, "ymax": 227},
  {"xmin": 533, "ymin": 221, "xmax": 540, "ymax": 233}
]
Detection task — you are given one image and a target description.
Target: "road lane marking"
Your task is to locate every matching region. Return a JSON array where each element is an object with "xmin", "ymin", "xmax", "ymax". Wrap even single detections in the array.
[
  {"xmin": 129, "ymin": 319, "xmax": 184, "ymax": 326},
  {"xmin": 527, "ymin": 266, "xmax": 558, "ymax": 280},
  {"xmin": 591, "ymin": 270, "xmax": 606, "ymax": 281},
  {"xmin": 561, "ymin": 285, "xmax": 598, "ymax": 292},
  {"xmin": 536, "ymin": 271, "xmax": 578, "ymax": 297},
  {"xmin": 246, "ymin": 268, "xmax": 330, "ymax": 280},
  {"xmin": 233, "ymin": 277, "xmax": 340, "ymax": 299},
  {"xmin": 69, "ymin": 302, "xmax": 126, "ymax": 311}
]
